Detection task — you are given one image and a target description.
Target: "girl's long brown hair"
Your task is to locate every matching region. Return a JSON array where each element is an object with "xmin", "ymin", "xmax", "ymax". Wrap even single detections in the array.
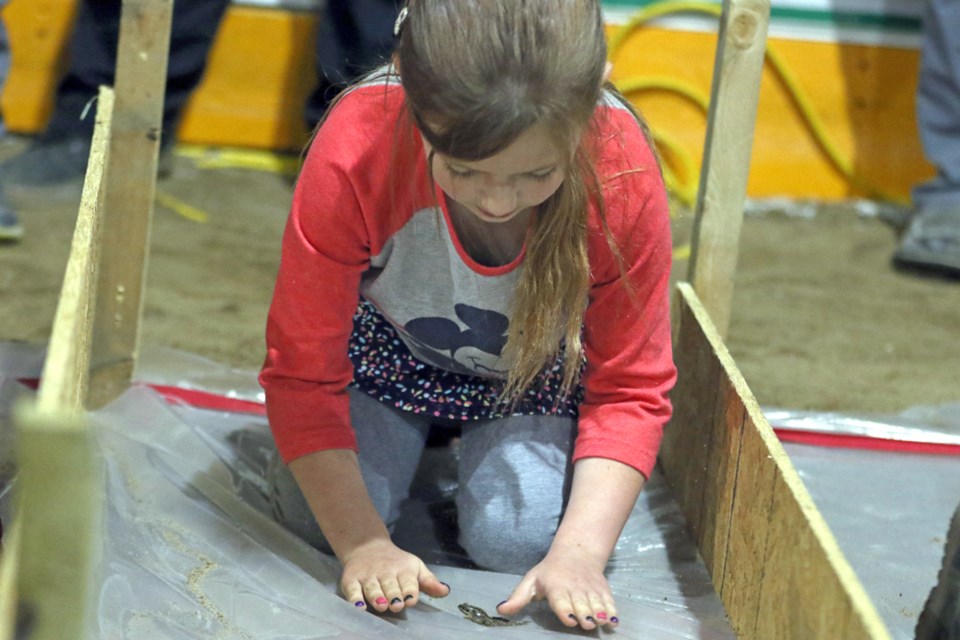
[{"xmin": 395, "ymin": 0, "xmax": 620, "ymax": 405}]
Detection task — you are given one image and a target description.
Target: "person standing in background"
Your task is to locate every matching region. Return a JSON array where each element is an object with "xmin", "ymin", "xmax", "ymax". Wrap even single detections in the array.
[
  {"xmin": 305, "ymin": 0, "xmax": 401, "ymax": 129},
  {"xmin": 0, "ymin": 0, "xmax": 230, "ymax": 192},
  {"xmin": 894, "ymin": 0, "xmax": 960, "ymax": 278},
  {"xmin": 0, "ymin": 0, "xmax": 21, "ymax": 242}
]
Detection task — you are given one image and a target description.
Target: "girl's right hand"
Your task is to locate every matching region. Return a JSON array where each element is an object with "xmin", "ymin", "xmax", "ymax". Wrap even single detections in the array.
[{"xmin": 340, "ymin": 538, "xmax": 450, "ymax": 612}]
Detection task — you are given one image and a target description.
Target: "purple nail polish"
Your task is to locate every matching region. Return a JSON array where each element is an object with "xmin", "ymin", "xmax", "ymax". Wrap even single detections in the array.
[
  {"xmin": 610, "ymin": 616, "xmax": 619, "ymax": 623},
  {"xmin": 354, "ymin": 601, "xmax": 366, "ymax": 607}
]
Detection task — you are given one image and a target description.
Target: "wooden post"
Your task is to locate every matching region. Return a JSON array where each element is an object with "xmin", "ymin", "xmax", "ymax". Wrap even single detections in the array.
[
  {"xmin": 0, "ymin": 88, "xmax": 114, "ymax": 640},
  {"xmin": 687, "ymin": 0, "xmax": 770, "ymax": 338},
  {"xmin": 12, "ymin": 407, "xmax": 101, "ymax": 640},
  {"xmin": 89, "ymin": 0, "xmax": 173, "ymax": 408},
  {"xmin": 660, "ymin": 284, "xmax": 891, "ymax": 639}
]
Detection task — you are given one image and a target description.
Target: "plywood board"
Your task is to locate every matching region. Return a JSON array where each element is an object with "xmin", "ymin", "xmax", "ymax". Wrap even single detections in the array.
[
  {"xmin": 89, "ymin": 0, "xmax": 173, "ymax": 408},
  {"xmin": 14, "ymin": 406, "xmax": 101, "ymax": 640},
  {"xmin": 0, "ymin": 86, "xmax": 114, "ymax": 640},
  {"xmin": 660, "ymin": 282, "xmax": 891, "ymax": 639},
  {"xmin": 37, "ymin": 86, "xmax": 113, "ymax": 413}
]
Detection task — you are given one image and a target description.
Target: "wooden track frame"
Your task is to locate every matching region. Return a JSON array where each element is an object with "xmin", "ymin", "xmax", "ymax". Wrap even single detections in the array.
[
  {"xmin": 0, "ymin": 0, "xmax": 172, "ymax": 638},
  {"xmin": 0, "ymin": 85, "xmax": 114, "ymax": 640},
  {"xmin": 658, "ymin": 0, "xmax": 891, "ymax": 638},
  {"xmin": 0, "ymin": 0, "xmax": 892, "ymax": 637}
]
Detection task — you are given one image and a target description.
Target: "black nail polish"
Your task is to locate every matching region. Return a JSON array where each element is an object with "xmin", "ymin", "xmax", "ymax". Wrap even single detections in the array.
[
  {"xmin": 390, "ymin": 597, "xmax": 402, "ymax": 605},
  {"xmin": 403, "ymin": 595, "xmax": 414, "ymax": 601},
  {"xmin": 497, "ymin": 600, "xmax": 507, "ymax": 607},
  {"xmin": 586, "ymin": 616, "xmax": 595, "ymax": 622},
  {"xmin": 568, "ymin": 613, "xmax": 577, "ymax": 620},
  {"xmin": 440, "ymin": 582, "xmax": 451, "ymax": 590}
]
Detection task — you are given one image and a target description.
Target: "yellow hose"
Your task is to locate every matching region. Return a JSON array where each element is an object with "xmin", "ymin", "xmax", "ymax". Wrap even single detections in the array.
[{"xmin": 610, "ymin": 0, "xmax": 906, "ymax": 207}]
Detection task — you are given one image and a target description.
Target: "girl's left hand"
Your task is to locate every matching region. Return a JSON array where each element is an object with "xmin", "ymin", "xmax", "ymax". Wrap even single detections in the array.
[{"xmin": 494, "ymin": 550, "xmax": 619, "ymax": 630}]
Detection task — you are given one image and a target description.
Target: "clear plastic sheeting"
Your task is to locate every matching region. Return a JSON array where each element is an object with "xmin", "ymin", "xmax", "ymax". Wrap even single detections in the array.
[
  {"xmin": 768, "ymin": 405, "xmax": 960, "ymax": 447},
  {"xmin": 772, "ymin": 406, "xmax": 960, "ymax": 640},
  {"xmin": 0, "ymin": 343, "xmax": 734, "ymax": 639},
  {"xmin": 5, "ymin": 340, "xmax": 958, "ymax": 639},
  {"xmin": 135, "ymin": 344, "xmax": 267, "ymax": 406}
]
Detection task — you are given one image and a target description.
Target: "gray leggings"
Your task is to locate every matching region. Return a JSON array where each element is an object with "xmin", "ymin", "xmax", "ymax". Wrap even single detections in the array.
[{"xmin": 267, "ymin": 388, "xmax": 576, "ymax": 573}]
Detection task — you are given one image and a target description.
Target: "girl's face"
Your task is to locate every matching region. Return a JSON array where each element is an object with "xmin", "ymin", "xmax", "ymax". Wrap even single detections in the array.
[{"xmin": 422, "ymin": 124, "xmax": 567, "ymax": 224}]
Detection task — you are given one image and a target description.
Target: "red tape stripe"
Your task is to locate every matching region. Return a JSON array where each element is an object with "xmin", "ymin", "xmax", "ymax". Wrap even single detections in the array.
[
  {"xmin": 773, "ymin": 427, "xmax": 960, "ymax": 456},
  {"xmin": 147, "ymin": 384, "xmax": 266, "ymax": 415},
  {"xmin": 15, "ymin": 377, "xmax": 960, "ymax": 455}
]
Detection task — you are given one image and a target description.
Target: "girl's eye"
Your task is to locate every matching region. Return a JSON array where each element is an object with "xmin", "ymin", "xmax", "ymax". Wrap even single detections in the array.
[
  {"xmin": 527, "ymin": 168, "xmax": 557, "ymax": 182},
  {"xmin": 447, "ymin": 165, "xmax": 476, "ymax": 179}
]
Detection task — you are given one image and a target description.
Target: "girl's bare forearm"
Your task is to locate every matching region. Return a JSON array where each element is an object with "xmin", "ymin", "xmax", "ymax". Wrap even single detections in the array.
[
  {"xmin": 548, "ymin": 457, "xmax": 646, "ymax": 567},
  {"xmin": 288, "ymin": 448, "xmax": 392, "ymax": 562}
]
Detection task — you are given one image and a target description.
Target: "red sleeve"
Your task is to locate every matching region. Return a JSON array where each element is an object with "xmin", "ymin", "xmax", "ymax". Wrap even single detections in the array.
[
  {"xmin": 574, "ymin": 109, "xmax": 677, "ymax": 478},
  {"xmin": 259, "ymin": 87, "xmax": 410, "ymax": 463}
]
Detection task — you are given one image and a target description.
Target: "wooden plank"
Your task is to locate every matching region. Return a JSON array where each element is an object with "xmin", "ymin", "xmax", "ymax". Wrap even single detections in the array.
[
  {"xmin": 0, "ymin": 86, "xmax": 114, "ymax": 640},
  {"xmin": 0, "ymin": 521, "xmax": 22, "ymax": 640},
  {"xmin": 660, "ymin": 282, "xmax": 891, "ymax": 639},
  {"xmin": 13, "ymin": 406, "xmax": 101, "ymax": 640},
  {"xmin": 687, "ymin": 0, "xmax": 770, "ymax": 338},
  {"xmin": 719, "ymin": 402, "xmax": 777, "ymax": 636},
  {"xmin": 697, "ymin": 372, "xmax": 744, "ymax": 583},
  {"xmin": 659, "ymin": 293, "xmax": 723, "ymax": 543},
  {"xmin": 89, "ymin": 0, "xmax": 173, "ymax": 408},
  {"xmin": 37, "ymin": 86, "xmax": 113, "ymax": 413}
]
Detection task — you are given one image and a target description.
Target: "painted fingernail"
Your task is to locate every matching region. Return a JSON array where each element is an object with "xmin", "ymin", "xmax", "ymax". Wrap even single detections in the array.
[
  {"xmin": 568, "ymin": 614, "xmax": 577, "ymax": 620},
  {"xmin": 354, "ymin": 601, "xmax": 366, "ymax": 607},
  {"xmin": 390, "ymin": 597, "xmax": 402, "ymax": 605},
  {"xmin": 586, "ymin": 616, "xmax": 595, "ymax": 622},
  {"xmin": 610, "ymin": 616, "xmax": 620, "ymax": 624},
  {"xmin": 375, "ymin": 597, "xmax": 388, "ymax": 605},
  {"xmin": 440, "ymin": 582, "xmax": 450, "ymax": 590},
  {"xmin": 497, "ymin": 600, "xmax": 507, "ymax": 608},
  {"xmin": 596, "ymin": 612, "xmax": 608, "ymax": 620},
  {"xmin": 403, "ymin": 595, "xmax": 414, "ymax": 601}
]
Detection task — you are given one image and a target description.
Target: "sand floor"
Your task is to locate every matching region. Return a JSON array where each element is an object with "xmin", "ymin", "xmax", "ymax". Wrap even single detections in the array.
[{"xmin": 1, "ymin": 136, "xmax": 958, "ymax": 415}]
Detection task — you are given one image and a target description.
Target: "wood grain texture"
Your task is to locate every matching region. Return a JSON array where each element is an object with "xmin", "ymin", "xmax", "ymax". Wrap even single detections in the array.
[
  {"xmin": 687, "ymin": 0, "xmax": 771, "ymax": 338},
  {"xmin": 0, "ymin": 86, "xmax": 115, "ymax": 640},
  {"xmin": 660, "ymin": 282, "xmax": 891, "ymax": 639},
  {"xmin": 0, "ymin": 521, "xmax": 22, "ymax": 640},
  {"xmin": 37, "ymin": 86, "xmax": 113, "ymax": 414},
  {"xmin": 13, "ymin": 406, "xmax": 101, "ymax": 640},
  {"xmin": 89, "ymin": 0, "xmax": 173, "ymax": 408}
]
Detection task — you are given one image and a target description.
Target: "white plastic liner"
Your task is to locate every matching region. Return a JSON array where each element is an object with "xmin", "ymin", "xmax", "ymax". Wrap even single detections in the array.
[
  {"xmin": 0, "ymin": 343, "xmax": 733, "ymax": 639},
  {"xmin": 771, "ymin": 406, "xmax": 960, "ymax": 640},
  {"xmin": 3, "ymin": 341, "xmax": 957, "ymax": 639}
]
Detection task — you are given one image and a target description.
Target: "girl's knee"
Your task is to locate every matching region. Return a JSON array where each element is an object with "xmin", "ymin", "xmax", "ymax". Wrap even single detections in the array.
[{"xmin": 457, "ymin": 502, "xmax": 557, "ymax": 573}]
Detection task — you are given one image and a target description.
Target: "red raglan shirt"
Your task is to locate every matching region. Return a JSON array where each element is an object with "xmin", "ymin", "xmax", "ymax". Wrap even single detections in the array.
[{"xmin": 260, "ymin": 74, "xmax": 676, "ymax": 479}]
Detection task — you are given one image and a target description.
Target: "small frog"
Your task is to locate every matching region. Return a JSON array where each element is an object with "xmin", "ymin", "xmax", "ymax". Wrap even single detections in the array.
[{"xmin": 458, "ymin": 602, "xmax": 528, "ymax": 627}]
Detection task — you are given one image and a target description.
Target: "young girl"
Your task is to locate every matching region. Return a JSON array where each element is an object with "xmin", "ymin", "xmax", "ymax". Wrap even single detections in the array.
[{"xmin": 259, "ymin": 0, "xmax": 676, "ymax": 630}]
